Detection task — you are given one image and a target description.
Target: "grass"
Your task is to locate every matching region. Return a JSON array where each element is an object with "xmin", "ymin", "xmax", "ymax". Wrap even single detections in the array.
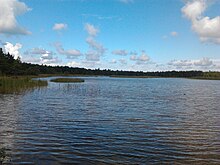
[
  {"xmin": 50, "ymin": 78, "xmax": 85, "ymax": 83},
  {"xmin": 0, "ymin": 148, "xmax": 6, "ymax": 164},
  {"xmin": 0, "ymin": 76, "xmax": 48, "ymax": 94}
]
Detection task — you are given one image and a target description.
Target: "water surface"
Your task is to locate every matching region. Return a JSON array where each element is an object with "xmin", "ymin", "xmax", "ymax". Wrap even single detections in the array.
[{"xmin": 0, "ymin": 77, "xmax": 220, "ymax": 164}]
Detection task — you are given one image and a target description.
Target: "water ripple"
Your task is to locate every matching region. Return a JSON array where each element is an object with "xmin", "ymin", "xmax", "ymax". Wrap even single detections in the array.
[{"xmin": 0, "ymin": 77, "xmax": 220, "ymax": 164}]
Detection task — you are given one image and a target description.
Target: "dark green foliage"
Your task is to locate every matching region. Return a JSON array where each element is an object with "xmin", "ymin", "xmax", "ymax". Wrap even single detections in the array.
[{"xmin": 0, "ymin": 47, "xmax": 219, "ymax": 78}]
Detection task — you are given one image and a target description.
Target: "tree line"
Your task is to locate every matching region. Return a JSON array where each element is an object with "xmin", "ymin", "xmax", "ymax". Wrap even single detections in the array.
[{"xmin": 1, "ymin": 47, "xmax": 218, "ymax": 78}]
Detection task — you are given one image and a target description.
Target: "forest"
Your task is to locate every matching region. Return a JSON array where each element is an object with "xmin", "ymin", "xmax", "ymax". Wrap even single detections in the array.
[{"xmin": 0, "ymin": 48, "xmax": 220, "ymax": 79}]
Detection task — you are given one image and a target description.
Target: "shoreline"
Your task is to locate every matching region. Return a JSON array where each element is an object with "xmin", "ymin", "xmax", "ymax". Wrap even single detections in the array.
[{"xmin": 1, "ymin": 74, "xmax": 220, "ymax": 80}]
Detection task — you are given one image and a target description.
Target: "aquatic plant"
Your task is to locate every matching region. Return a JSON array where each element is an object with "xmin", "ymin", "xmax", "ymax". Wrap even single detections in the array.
[
  {"xmin": 0, "ymin": 148, "xmax": 6, "ymax": 164},
  {"xmin": 50, "ymin": 78, "xmax": 85, "ymax": 83},
  {"xmin": 0, "ymin": 77, "xmax": 48, "ymax": 94}
]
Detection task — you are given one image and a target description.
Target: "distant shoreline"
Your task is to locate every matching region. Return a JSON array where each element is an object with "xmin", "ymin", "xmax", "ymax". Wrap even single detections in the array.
[{"xmin": 1, "ymin": 74, "xmax": 220, "ymax": 80}]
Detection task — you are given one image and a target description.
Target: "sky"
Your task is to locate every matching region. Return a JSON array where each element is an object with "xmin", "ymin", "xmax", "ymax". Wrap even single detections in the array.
[{"xmin": 0, "ymin": 0, "xmax": 220, "ymax": 71}]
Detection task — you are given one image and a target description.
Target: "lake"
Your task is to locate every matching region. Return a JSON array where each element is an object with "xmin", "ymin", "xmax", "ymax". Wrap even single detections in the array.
[{"xmin": 0, "ymin": 77, "xmax": 220, "ymax": 164}]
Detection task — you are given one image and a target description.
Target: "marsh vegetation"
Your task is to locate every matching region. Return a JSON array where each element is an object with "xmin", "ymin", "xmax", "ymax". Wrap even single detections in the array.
[
  {"xmin": 0, "ymin": 148, "xmax": 6, "ymax": 164},
  {"xmin": 50, "ymin": 78, "xmax": 85, "ymax": 83},
  {"xmin": 0, "ymin": 77, "xmax": 48, "ymax": 94}
]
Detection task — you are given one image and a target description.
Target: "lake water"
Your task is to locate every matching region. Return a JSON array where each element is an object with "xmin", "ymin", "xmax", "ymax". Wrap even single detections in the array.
[{"xmin": 0, "ymin": 77, "xmax": 220, "ymax": 164}]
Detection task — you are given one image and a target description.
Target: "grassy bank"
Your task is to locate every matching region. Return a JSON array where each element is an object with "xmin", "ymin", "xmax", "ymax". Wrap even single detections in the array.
[
  {"xmin": 0, "ymin": 76, "xmax": 48, "ymax": 94},
  {"xmin": 50, "ymin": 78, "xmax": 85, "ymax": 83}
]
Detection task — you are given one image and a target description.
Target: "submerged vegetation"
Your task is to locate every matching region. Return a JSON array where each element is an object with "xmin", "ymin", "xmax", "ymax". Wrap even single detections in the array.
[
  {"xmin": 0, "ymin": 77, "xmax": 48, "ymax": 94},
  {"xmin": 50, "ymin": 78, "xmax": 85, "ymax": 83}
]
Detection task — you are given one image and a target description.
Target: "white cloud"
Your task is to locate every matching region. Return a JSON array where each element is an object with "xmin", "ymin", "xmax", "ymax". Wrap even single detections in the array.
[
  {"xmin": 85, "ymin": 51, "xmax": 101, "ymax": 61},
  {"xmin": 182, "ymin": 0, "xmax": 220, "ymax": 44},
  {"xmin": 130, "ymin": 55, "xmax": 137, "ymax": 60},
  {"xmin": 23, "ymin": 56, "xmax": 41, "ymax": 64},
  {"xmin": 41, "ymin": 57, "xmax": 61, "ymax": 65},
  {"xmin": 23, "ymin": 47, "xmax": 61, "ymax": 65},
  {"xmin": 54, "ymin": 42, "xmax": 82, "ymax": 59},
  {"xmin": 86, "ymin": 37, "xmax": 105, "ymax": 55},
  {"xmin": 4, "ymin": 42, "xmax": 22, "ymax": 59},
  {"xmin": 194, "ymin": 57, "xmax": 213, "ymax": 66},
  {"xmin": 85, "ymin": 23, "xmax": 106, "ymax": 62},
  {"xmin": 0, "ymin": 0, "xmax": 31, "ymax": 35},
  {"xmin": 67, "ymin": 61, "xmax": 81, "ymax": 68},
  {"xmin": 168, "ymin": 57, "xmax": 217, "ymax": 70},
  {"xmin": 130, "ymin": 51, "xmax": 150, "ymax": 65},
  {"xmin": 40, "ymin": 53, "xmax": 53, "ymax": 60},
  {"xmin": 25, "ymin": 47, "xmax": 54, "ymax": 55},
  {"xmin": 168, "ymin": 59, "xmax": 193, "ymax": 67},
  {"xmin": 110, "ymin": 59, "xmax": 117, "ymax": 64},
  {"xmin": 112, "ymin": 49, "xmax": 128, "ymax": 56},
  {"xmin": 81, "ymin": 60, "xmax": 101, "ymax": 69},
  {"xmin": 40, "ymin": 52, "xmax": 61, "ymax": 65},
  {"xmin": 119, "ymin": 58, "xmax": 127, "ymax": 65},
  {"xmin": 53, "ymin": 23, "xmax": 67, "ymax": 31},
  {"xmin": 85, "ymin": 23, "xmax": 99, "ymax": 36}
]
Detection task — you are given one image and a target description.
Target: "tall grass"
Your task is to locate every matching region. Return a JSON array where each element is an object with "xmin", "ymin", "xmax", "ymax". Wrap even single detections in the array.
[
  {"xmin": 50, "ymin": 78, "xmax": 85, "ymax": 83},
  {"xmin": 0, "ymin": 148, "xmax": 6, "ymax": 164},
  {"xmin": 0, "ymin": 77, "xmax": 48, "ymax": 94}
]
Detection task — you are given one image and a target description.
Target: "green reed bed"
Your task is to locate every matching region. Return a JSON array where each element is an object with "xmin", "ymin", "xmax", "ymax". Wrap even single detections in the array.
[
  {"xmin": 0, "ymin": 77, "xmax": 48, "ymax": 94},
  {"xmin": 50, "ymin": 78, "xmax": 85, "ymax": 83}
]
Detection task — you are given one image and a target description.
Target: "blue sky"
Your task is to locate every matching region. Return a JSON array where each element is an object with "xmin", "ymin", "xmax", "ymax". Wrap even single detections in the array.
[{"xmin": 0, "ymin": 0, "xmax": 220, "ymax": 71}]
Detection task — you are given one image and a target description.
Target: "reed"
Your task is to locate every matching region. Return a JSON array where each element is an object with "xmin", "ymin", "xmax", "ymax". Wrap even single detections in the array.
[
  {"xmin": 0, "ymin": 76, "xmax": 48, "ymax": 94},
  {"xmin": 0, "ymin": 148, "xmax": 6, "ymax": 164},
  {"xmin": 50, "ymin": 78, "xmax": 85, "ymax": 83}
]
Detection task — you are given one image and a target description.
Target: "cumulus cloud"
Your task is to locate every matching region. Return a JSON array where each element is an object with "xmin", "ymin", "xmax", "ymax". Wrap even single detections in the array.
[
  {"xmin": 86, "ymin": 37, "xmax": 105, "ymax": 55},
  {"xmin": 85, "ymin": 23, "xmax": 106, "ymax": 61},
  {"xmin": 54, "ymin": 42, "xmax": 82, "ymax": 59},
  {"xmin": 53, "ymin": 23, "xmax": 67, "ymax": 31},
  {"xmin": 182, "ymin": 0, "xmax": 220, "ymax": 44},
  {"xmin": 81, "ymin": 60, "xmax": 101, "ymax": 69},
  {"xmin": 41, "ymin": 56, "xmax": 61, "ymax": 65},
  {"xmin": 110, "ymin": 59, "xmax": 117, "ymax": 64},
  {"xmin": 119, "ymin": 58, "xmax": 127, "ymax": 65},
  {"xmin": 67, "ymin": 61, "xmax": 81, "ymax": 68},
  {"xmin": 112, "ymin": 49, "xmax": 128, "ymax": 56},
  {"xmin": 23, "ymin": 47, "xmax": 61, "ymax": 65},
  {"xmin": 4, "ymin": 42, "xmax": 22, "ymax": 59},
  {"xmin": 0, "ymin": 0, "xmax": 31, "ymax": 35},
  {"xmin": 24, "ymin": 47, "xmax": 54, "ymax": 55},
  {"xmin": 85, "ymin": 51, "xmax": 100, "ymax": 61},
  {"xmin": 130, "ymin": 51, "xmax": 150, "ymax": 65},
  {"xmin": 168, "ymin": 57, "xmax": 216, "ymax": 70},
  {"xmin": 85, "ymin": 23, "xmax": 99, "ymax": 36},
  {"xmin": 23, "ymin": 57, "xmax": 41, "ymax": 64}
]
